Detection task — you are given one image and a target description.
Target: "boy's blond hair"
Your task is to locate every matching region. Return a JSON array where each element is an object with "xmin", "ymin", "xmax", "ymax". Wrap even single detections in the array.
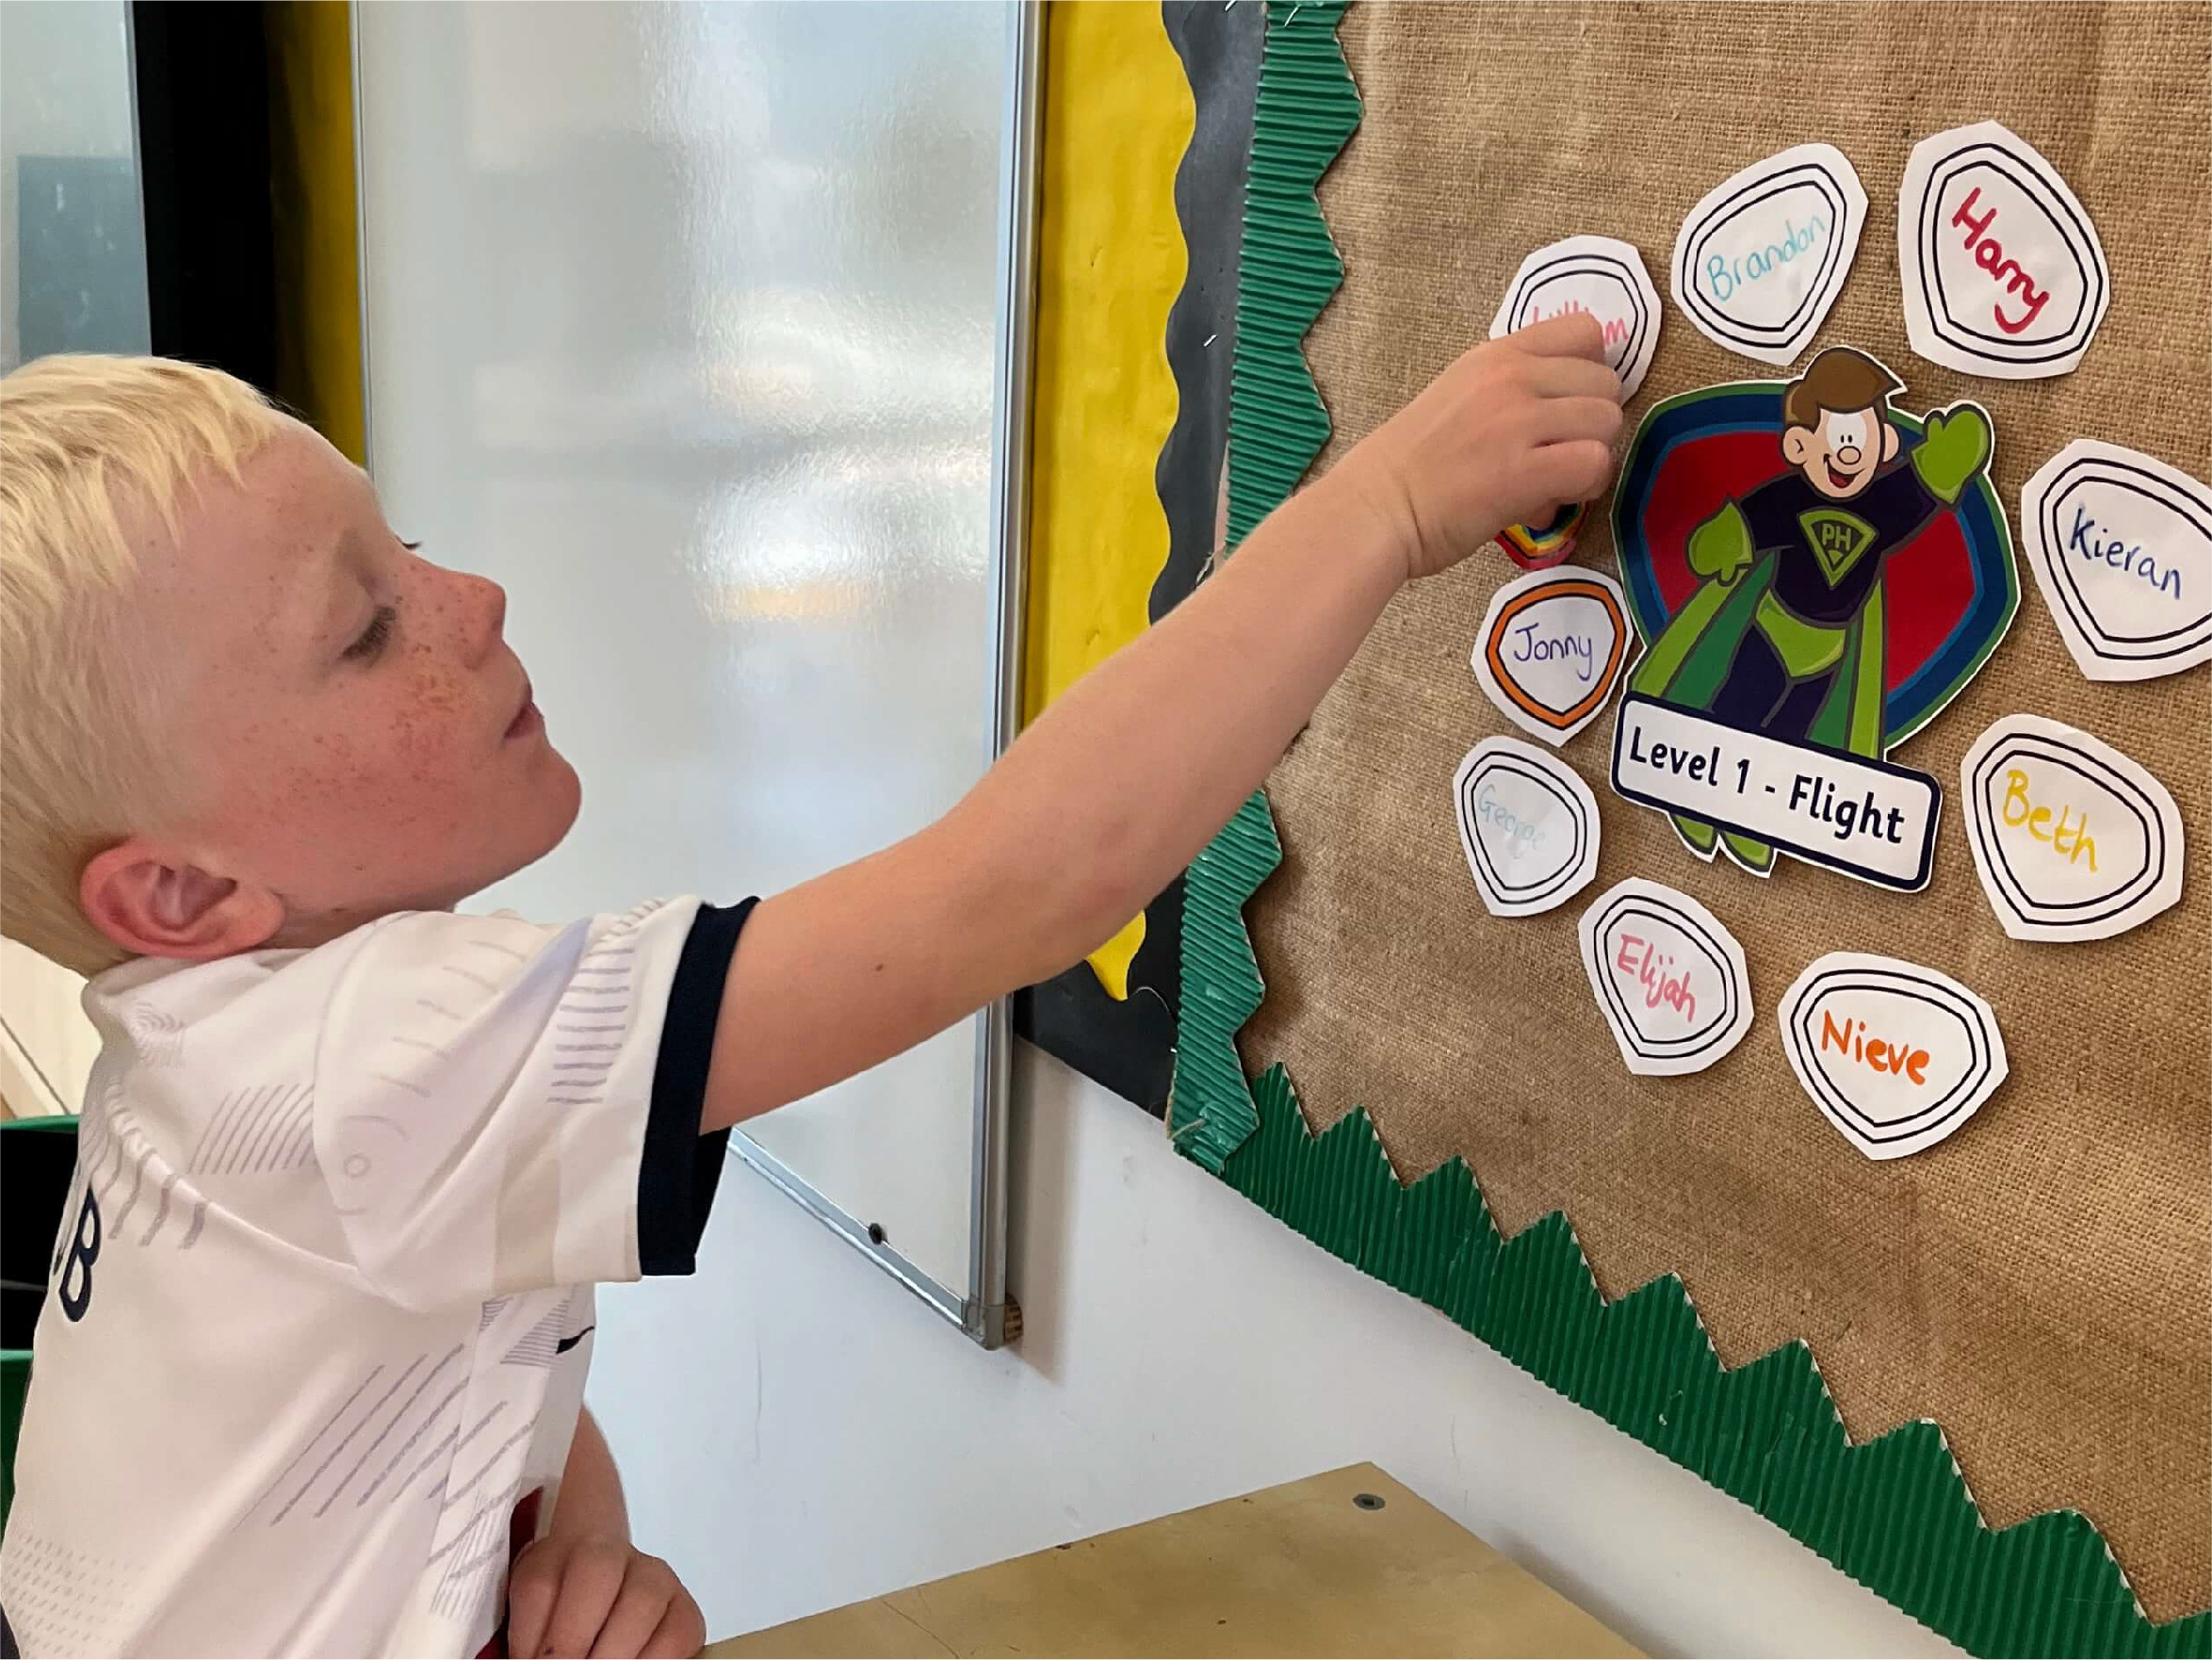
[{"xmin": 2, "ymin": 355, "xmax": 284, "ymax": 977}]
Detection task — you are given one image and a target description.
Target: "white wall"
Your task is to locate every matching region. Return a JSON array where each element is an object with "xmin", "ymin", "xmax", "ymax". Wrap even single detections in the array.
[
  {"xmin": 0, "ymin": 943, "xmax": 96, "ymax": 1119},
  {"xmin": 591, "ymin": 1042, "xmax": 1956, "ymax": 1657}
]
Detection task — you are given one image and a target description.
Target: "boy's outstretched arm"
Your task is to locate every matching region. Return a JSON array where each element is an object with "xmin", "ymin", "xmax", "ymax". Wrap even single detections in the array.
[{"xmin": 701, "ymin": 313, "xmax": 1623, "ymax": 1131}]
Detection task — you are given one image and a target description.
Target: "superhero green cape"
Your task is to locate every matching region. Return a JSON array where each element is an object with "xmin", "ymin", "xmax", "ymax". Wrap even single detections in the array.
[{"xmin": 1626, "ymin": 557, "xmax": 1885, "ymax": 875}]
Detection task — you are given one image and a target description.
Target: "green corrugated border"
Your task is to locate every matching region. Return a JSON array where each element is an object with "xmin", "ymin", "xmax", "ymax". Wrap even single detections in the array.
[{"xmin": 1165, "ymin": 4, "xmax": 2209, "ymax": 1653}]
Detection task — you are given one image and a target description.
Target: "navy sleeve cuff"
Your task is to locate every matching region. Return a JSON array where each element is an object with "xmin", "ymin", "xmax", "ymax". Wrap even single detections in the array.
[{"xmin": 639, "ymin": 898, "xmax": 756, "ymax": 1277}]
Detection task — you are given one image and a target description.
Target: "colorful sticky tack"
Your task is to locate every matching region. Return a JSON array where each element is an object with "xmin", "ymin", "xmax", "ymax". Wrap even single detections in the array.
[{"xmin": 1500, "ymin": 500, "xmax": 1586, "ymax": 569}]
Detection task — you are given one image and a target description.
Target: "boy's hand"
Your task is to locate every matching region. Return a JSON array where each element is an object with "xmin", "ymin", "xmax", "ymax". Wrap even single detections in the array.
[
  {"xmin": 505, "ymin": 1534, "xmax": 706, "ymax": 1658},
  {"xmin": 1335, "ymin": 311, "xmax": 1625, "ymax": 580}
]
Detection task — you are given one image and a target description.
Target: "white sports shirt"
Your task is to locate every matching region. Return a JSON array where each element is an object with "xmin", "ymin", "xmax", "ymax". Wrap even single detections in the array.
[{"xmin": 0, "ymin": 896, "xmax": 752, "ymax": 1657}]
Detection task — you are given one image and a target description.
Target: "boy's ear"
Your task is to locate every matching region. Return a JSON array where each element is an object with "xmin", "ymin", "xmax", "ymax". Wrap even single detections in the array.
[
  {"xmin": 1781, "ymin": 427, "xmax": 1814, "ymax": 464},
  {"xmin": 1882, "ymin": 422, "xmax": 1901, "ymax": 463},
  {"xmin": 79, "ymin": 840, "xmax": 285, "ymax": 963}
]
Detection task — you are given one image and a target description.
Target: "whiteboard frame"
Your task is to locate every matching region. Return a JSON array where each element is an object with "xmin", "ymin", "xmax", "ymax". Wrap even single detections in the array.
[
  {"xmin": 350, "ymin": 0, "xmax": 1039, "ymax": 1349},
  {"xmin": 725, "ymin": 0, "xmax": 1038, "ymax": 1350}
]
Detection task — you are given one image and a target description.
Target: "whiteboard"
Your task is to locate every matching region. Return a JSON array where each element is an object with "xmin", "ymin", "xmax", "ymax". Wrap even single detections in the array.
[{"xmin": 354, "ymin": 0, "xmax": 1030, "ymax": 1337}]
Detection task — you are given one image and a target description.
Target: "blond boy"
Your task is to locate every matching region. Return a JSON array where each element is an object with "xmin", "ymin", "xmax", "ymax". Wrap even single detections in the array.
[{"xmin": 0, "ymin": 318, "xmax": 1619, "ymax": 1655}]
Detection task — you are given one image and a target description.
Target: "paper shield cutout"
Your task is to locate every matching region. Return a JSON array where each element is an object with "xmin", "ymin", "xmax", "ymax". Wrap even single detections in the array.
[
  {"xmin": 1488, "ymin": 235, "xmax": 1662, "ymax": 400},
  {"xmin": 1897, "ymin": 120, "xmax": 2110, "ymax": 380},
  {"xmin": 1472, "ymin": 566, "xmax": 1632, "ymax": 746},
  {"xmin": 1779, "ymin": 952, "xmax": 2008, "ymax": 1161},
  {"xmin": 1501, "ymin": 499, "xmax": 1586, "ymax": 570},
  {"xmin": 1577, "ymin": 878, "xmax": 1752, "ymax": 1076},
  {"xmin": 2022, "ymin": 439, "xmax": 2212, "ymax": 681},
  {"xmin": 1453, "ymin": 736, "xmax": 1602, "ymax": 918},
  {"xmin": 1671, "ymin": 142, "xmax": 1867, "ymax": 366},
  {"xmin": 1960, "ymin": 713, "xmax": 2185, "ymax": 943},
  {"xmin": 1611, "ymin": 350, "xmax": 2017, "ymax": 888}
]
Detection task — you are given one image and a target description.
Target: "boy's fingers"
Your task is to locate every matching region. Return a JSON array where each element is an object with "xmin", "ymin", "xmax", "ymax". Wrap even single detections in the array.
[
  {"xmin": 587, "ymin": 1572, "xmax": 673, "ymax": 1659},
  {"xmin": 1523, "ymin": 438, "xmax": 1616, "ymax": 508},
  {"xmin": 641, "ymin": 1603, "xmax": 708, "ymax": 1660},
  {"xmin": 1506, "ymin": 311, "xmax": 1609, "ymax": 361},
  {"xmin": 1527, "ymin": 396, "xmax": 1625, "ymax": 448},
  {"xmin": 507, "ymin": 1565, "xmax": 558, "ymax": 1660},
  {"xmin": 543, "ymin": 1549, "xmax": 628, "ymax": 1656},
  {"xmin": 1523, "ymin": 355, "xmax": 1624, "ymax": 402}
]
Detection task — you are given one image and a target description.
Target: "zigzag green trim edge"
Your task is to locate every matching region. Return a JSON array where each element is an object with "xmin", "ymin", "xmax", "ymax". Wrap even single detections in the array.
[
  {"xmin": 1214, "ymin": 1069, "xmax": 2209, "ymax": 1657},
  {"xmin": 1166, "ymin": 4, "xmax": 2209, "ymax": 1652},
  {"xmin": 1166, "ymin": 0, "xmax": 1346, "ymax": 1175},
  {"xmin": 1221, "ymin": 0, "xmax": 1358, "ymax": 547}
]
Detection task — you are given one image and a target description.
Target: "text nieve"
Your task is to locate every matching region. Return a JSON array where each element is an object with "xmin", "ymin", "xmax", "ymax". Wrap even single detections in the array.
[{"xmin": 1819, "ymin": 1008, "xmax": 1929, "ymax": 1084}]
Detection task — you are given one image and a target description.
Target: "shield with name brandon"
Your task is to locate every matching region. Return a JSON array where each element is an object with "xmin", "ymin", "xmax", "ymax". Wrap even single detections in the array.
[{"xmin": 1612, "ymin": 380, "xmax": 2018, "ymax": 749}]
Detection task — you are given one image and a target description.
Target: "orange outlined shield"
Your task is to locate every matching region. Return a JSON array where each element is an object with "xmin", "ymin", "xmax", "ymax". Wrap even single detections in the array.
[{"xmin": 1480, "ymin": 576, "xmax": 1630, "ymax": 735}]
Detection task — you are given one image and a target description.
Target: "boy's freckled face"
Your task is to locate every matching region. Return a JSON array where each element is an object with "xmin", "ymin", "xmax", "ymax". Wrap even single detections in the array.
[{"xmin": 139, "ymin": 418, "xmax": 580, "ymax": 936}]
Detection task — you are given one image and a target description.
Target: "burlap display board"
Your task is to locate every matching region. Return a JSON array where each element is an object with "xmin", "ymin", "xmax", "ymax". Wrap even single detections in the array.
[{"xmin": 1240, "ymin": 0, "xmax": 2210, "ymax": 1622}]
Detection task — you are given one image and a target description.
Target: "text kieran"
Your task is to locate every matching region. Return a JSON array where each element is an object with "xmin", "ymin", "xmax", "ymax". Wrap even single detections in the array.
[{"xmin": 2069, "ymin": 504, "xmax": 2184, "ymax": 601}]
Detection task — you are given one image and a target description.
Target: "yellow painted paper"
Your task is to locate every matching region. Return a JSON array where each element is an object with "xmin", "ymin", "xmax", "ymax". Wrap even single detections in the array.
[{"xmin": 1022, "ymin": 1, "xmax": 1193, "ymax": 997}]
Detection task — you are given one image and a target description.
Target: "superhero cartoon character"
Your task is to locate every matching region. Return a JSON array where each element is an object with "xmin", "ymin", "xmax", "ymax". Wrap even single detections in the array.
[{"xmin": 1626, "ymin": 347, "xmax": 1993, "ymax": 873}]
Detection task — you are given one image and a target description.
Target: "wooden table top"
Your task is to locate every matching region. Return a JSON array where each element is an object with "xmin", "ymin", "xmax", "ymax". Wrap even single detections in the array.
[{"xmin": 705, "ymin": 1463, "xmax": 1640, "ymax": 1658}]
